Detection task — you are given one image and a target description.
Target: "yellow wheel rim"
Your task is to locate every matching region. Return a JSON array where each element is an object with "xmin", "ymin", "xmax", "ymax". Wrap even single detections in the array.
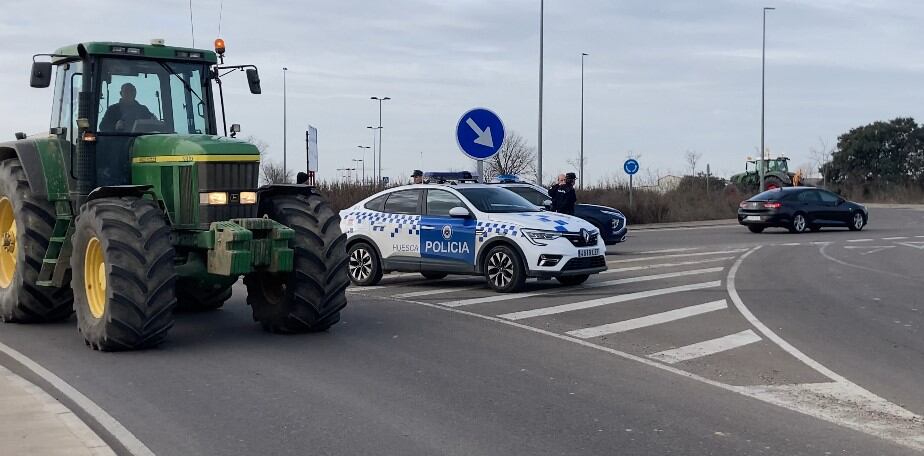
[
  {"xmin": 0, "ymin": 197, "xmax": 16, "ymax": 289},
  {"xmin": 84, "ymin": 237, "xmax": 107, "ymax": 319}
]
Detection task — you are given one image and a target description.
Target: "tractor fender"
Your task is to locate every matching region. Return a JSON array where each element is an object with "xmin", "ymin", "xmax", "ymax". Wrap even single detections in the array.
[
  {"xmin": 86, "ymin": 185, "xmax": 154, "ymax": 203},
  {"xmin": 0, "ymin": 140, "xmax": 49, "ymax": 197}
]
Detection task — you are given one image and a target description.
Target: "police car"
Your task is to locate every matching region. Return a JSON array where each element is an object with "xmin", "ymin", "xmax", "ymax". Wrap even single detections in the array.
[
  {"xmin": 340, "ymin": 183, "xmax": 607, "ymax": 293},
  {"xmin": 489, "ymin": 176, "xmax": 629, "ymax": 244}
]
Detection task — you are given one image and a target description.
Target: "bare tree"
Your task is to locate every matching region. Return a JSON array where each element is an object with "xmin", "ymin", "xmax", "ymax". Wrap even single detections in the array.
[
  {"xmin": 684, "ymin": 150, "xmax": 702, "ymax": 176},
  {"xmin": 261, "ymin": 161, "xmax": 292, "ymax": 185},
  {"xmin": 483, "ymin": 131, "xmax": 537, "ymax": 182},
  {"xmin": 243, "ymin": 135, "xmax": 270, "ymax": 157},
  {"xmin": 809, "ymin": 137, "xmax": 834, "ymax": 186}
]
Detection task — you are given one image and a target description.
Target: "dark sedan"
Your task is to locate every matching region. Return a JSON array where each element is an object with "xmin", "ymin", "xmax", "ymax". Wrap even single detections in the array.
[
  {"xmin": 495, "ymin": 182, "xmax": 629, "ymax": 244},
  {"xmin": 738, "ymin": 187, "xmax": 868, "ymax": 233}
]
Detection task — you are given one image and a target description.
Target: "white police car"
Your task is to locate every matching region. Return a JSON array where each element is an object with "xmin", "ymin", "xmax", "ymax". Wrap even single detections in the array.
[{"xmin": 340, "ymin": 183, "xmax": 607, "ymax": 293}]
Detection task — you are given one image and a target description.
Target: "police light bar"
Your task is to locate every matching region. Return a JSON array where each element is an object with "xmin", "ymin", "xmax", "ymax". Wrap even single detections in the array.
[
  {"xmin": 495, "ymin": 174, "xmax": 520, "ymax": 183},
  {"xmin": 423, "ymin": 171, "xmax": 480, "ymax": 184}
]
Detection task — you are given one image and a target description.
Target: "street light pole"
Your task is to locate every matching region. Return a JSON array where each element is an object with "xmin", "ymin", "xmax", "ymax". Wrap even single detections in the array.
[
  {"xmin": 580, "ymin": 52, "xmax": 588, "ymax": 190},
  {"xmin": 283, "ymin": 67, "xmax": 288, "ymax": 181},
  {"xmin": 352, "ymin": 159, "xmax": 365, "ymax": 184},
  {"xmin": 367, "ymin": 126, "xmax": 382, "ymax": 184},
  {"xmin": 537, "ymin": 0, "xmax": 544, "ymax": 186},
  {"xmin": 371, "ymin": 96, "xmax": 390, "ymax": 186},
  {"xmin": 760, "ymin": 7, "xmax": 775, "ymax": 192},
  {"xmin": 357, "ymin": 145, "xmax": 370, "ymax": 184}
]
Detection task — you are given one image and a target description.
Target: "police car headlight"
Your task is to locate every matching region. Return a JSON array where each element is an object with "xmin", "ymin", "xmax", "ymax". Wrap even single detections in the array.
[{"xmin": 522, "ymin": 229, "xmax": 562, "ymax": 246}]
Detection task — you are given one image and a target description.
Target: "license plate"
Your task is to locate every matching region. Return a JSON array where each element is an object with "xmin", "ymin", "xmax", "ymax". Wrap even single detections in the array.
[
  {"xmin": 578, "ymin": 248, "xmax": 600, "ymax": 258},
  {"xmin": 745, "ymin": 216, "xmax": 761, "ymax": 221}
]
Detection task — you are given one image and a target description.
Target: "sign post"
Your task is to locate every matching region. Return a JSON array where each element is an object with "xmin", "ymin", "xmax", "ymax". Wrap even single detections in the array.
[
  {"xmin": 456, "ymin": 108, "xmax": 505, "ymax": 182},
  {"xmin": 624, "ymin": 158, "xmax": 639, "ymax": 208},
  {"xmin": 306, "ymin": 126, "xmax": 319, "ymax": 185}
]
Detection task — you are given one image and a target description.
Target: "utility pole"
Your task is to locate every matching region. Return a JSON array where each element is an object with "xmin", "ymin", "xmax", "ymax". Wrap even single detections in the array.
[
  {"xmin": 580, "ymin": 52, "xmax": 588, "ymax": 190},
  {"xmin": 283, "ymin": 67, "xmax": 288, "ymax": 180},
  {"xmin": 760, "ymin": 7, "xmax": 775, "ymax": 192},
  {"xmin": 537, "ymin": 0, "xmax": 545, "ymax": 186},
  {"xmin": 371, "ymin": 97, "xmax": 390, "ymax": 186}
]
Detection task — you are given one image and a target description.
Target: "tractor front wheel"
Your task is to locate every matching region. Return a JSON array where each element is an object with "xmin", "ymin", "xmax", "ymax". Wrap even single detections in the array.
[
  {"xmin": 71, "ymin": 197, "xmax": 177, "ymax": 351},
  {"xmin": 244, "ymin": 191, "xmax": 349, "ymax": 333}
]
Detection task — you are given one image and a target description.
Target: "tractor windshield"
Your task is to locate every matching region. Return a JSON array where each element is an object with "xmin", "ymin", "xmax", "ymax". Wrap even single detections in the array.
[
  {"xmin": 97, "ymin": 58, "xmax": 210, "ymax": 135},
  {"xmin": 768, "ymin": 159, "xmax": 789, "ymax": 173}
]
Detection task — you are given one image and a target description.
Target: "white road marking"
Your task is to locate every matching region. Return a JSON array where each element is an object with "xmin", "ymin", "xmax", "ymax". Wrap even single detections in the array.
[
  {"xmin": 897, "ymin": 241, "xmax": 924, "ymax": 250},
  {"xmin": 810, "ymin": 241, "xmax": 831, "ymax": 245},
  {"xmin": 497, "ymin": 281, "xmax": 722, "ymax": 320},
  {"xmin": 916, "ymin": 235, "xmax": 924, "ymax": 238},
  {"xmin": 0, "ymin": 342, "xmax": 156, "ymax": 456},
  {"xmin": 631, "ymin": 224, "xmax": 739, "ymax": 233},
  {"xmin": 607, "ymin": 249, "xmax": 746, "ymax": 264},
  {"xmin": 382, "ymin": 271, "xmax": 924, "ymax": 451},
  {"xmin": 601, "ymin": 257, "xmax": 732, "ymax": 274},
  {"xmin": 441, "ymin": 268, "xmax": 723, "ymax": 308},
  {"xmin": 637, "ymin": 247, "xmax": 701, "ymax": 254},
  {"xmin": 567, "ymin": 299, "xmax": 728, "ymax": 339},
  {"xmin": 843, "ymin": 245, "xmax": 895, "ymax": 256},
  {"xmin": 881, "ymin": 236, "xmax": 909, "ymax": 240},
  {"xmin": 846, "ymin": 238, "xmax": 873, "ymax": 243},
  {"xmin": 348, "ymin": 285, "xmax": 386, "ymax": 292},
  {"xmin": 648, "ymin": 329, "xmax": 762, "ymax": 364},
  {"xmin": 394, "ymin": 285, "xmax": 485, "ymax": 299}
]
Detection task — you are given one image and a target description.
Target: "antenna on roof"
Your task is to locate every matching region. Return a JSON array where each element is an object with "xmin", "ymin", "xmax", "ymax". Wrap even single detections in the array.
[
  {"xmin": 217, "ymin": 0, "xmax": 224, "ymax": 36},
  {"xmin": 188, "ymin": 0, "xmax": 196, "ymax": 47}
]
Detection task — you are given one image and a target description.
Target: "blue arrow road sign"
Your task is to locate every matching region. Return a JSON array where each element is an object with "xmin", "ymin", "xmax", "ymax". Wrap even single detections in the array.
[
  {"xmin": 624, "ymin": 159, "xmax": 640, "ymax": 175},
  {"xmin": 456, "ymin": 108, "xmax": 505, "ymax": 160}
]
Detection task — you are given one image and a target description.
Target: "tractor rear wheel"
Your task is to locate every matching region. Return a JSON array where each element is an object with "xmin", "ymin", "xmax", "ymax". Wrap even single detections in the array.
[
  {"xmin": 244, "ymin": 191, "xmax": 349, "ymax": 333},
  {"xmin": 70, "ymin": 197, "xmax": 177, "ymax": 351},
  {"xmin": 175, "ymin": 278, "xmax": 234, "ymax": 312},
  {"xmin": 0, "ymin": 157, "xmax": 73, "ymax": 323},
  {"xmin": 764, "ymin": 176, "xmax": 784, "ymax": 190}
]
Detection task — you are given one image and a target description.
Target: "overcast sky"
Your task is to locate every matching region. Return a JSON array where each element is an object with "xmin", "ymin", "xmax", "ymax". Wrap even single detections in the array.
[{"xmin": 3, "ymin": 0, "xmax": 924, "ymax": 184}]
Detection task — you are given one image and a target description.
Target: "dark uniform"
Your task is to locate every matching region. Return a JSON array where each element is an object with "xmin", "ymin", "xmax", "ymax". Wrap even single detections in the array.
[
  {"xmin": 99, "ymin": 100, "xmax": 156, "ymax": 132},
  {"xmin": 548, "ymin": 173, "xmax": 577, "ymax": 215}
]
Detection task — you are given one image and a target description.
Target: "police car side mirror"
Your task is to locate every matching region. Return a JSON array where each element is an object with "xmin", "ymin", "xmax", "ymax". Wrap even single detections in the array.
[{"xmin": 449, "ymin": 207, "xmax": 471, "ymax": 218}]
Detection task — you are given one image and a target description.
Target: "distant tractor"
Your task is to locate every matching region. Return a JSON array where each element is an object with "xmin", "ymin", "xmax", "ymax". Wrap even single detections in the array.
[
  {"xmin": 728, "ymin": 157, "xmax": 796, "ymax": 193},
  {"xmin": 0, "ymin": 39, "xmax": 348, "ymax": 350}
]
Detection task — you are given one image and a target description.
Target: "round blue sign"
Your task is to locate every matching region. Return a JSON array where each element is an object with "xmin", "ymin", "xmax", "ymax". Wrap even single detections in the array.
[
  {"xmin": 623, "ymin": 159, "xmax": 640, "ymax": 175},
  {"xmin": 456, "ymin": 108, "xmax": 505, "ymax": 160}
]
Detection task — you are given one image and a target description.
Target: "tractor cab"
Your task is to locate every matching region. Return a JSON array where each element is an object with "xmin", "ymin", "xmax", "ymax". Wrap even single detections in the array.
[{"xmin": 745, "ymin": 156, "xmax": 790, "ymax": 175}]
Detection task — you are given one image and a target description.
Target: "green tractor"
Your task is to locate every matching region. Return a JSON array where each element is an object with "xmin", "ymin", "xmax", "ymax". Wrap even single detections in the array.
[
  {"xmin": 728, "ymin": 156, "xmax": 795, "ymax": 193},
  {"xmin": 0, "ymin": 39, "xmax": 348, "ymax": 350}
]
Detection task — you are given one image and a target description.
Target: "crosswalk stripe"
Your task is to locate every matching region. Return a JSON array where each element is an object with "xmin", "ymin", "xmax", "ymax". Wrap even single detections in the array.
[
  {"xmin": 567, "ymin": 299, "xmax": 728, "ymax": 339},
  {"xmin": 607, "ymin": 249, "xmax": 746, "ymax": 264},
  {"xmin": 497, "ymin": 280, "xmax": 722, "ymax": 320},
  {"xmin": 441, "ymin": 268, "xmax": 723, "ymax": 308},
  {"xmin": 602, "ymin": 257, "xmax": 732, "ymax": 274},
  {"xmin": 648, "ymin": 329, "xmax": 762, "ymax": 364},
  {"xmin": 882, "ymin": 236, "xmax": 908, "ymax": 240},
  {"xmin": 394, "ymin": 285, "xmax": 485, "ymax": 299}
]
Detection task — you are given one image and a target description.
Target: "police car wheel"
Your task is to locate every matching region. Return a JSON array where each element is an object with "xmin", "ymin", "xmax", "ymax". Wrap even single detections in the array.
[
  {"xmin": 421, "ymin": 271, "xmax": 448, "ymax": 280},
  {"xmin": 484, "ymin": 245, "xmax": 526, "ymax": 293},
  {"xmin": 556, "ymin": 274, "xmax": 589, "ymax": 286},
  {"xmin": 348, "ymin": 242, "xmax": 382, "ymax": 286}
]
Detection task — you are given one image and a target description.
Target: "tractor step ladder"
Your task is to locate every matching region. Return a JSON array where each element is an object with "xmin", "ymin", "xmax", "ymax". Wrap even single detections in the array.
[{"xmin": 36, "ymin": 201, "xmax": 73, "ymax": 288}]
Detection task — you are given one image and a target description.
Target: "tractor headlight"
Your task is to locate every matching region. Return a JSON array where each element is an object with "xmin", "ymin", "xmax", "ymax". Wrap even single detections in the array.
[
  {"xmin": 200, "ymin": 192, "xmax": 228, "ymax": 205},
  {"xmin": 239, "ymin": 191, "xmax": 257, "ymax": 205},
  {"xmin": 522, "ymin": 229, "xmax": 561, "ymax": 246}
]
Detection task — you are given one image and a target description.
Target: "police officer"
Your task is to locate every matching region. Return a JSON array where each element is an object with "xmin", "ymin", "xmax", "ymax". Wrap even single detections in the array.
[
  {"xmin": 548, "ymin": 172, "xmax": 577, "ymax": 215},
  {"xmin": 411, "ymin": 170, "xmax": 424, "ymax": 184},
  {"xmin": 296, "ymin": 172, "xmax": 309, "ymax": 184}
]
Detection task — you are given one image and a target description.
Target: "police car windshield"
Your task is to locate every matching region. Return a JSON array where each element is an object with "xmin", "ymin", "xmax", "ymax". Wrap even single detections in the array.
[{"xmin": 457, "ymin": 188, "xmax": 540, "ymax": 213}]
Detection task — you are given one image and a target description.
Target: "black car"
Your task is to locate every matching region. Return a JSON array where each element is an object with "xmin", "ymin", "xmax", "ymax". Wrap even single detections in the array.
[
  {"xmin": 738, "ymin": 187, "xmax": 868, "ymax": 233},
  {"xmin": 495, "ymin": 182, "xmax": 629, "ymax": 244}
]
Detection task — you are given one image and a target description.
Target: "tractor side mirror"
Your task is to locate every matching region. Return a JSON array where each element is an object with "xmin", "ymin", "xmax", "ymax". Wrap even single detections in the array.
[
  {"xmin": 245, "ymin": 68, "xmax": 261, "ymax": 94},
  {"xmin": 30, "ymin": 62, "xmax": 52, "ymax": 88}
]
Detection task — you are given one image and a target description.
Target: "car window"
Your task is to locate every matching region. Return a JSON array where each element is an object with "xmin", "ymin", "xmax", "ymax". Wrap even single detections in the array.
[
  {"xmin": 426, "ymin": 190, "xmax": 466, "ymax": 216},
  {"xmin": 363, "ymin": 195, "xmax": 388, "ymax": 212},
  {"xmin": 798, "ymin": 191, "xmax": 820, "ymax": 203},
  {"xmin": 383, "ymin": 190, "xmax": 421, "ymax": 214},
  {"xmin": 456, "ymin": 187, "xmax": 540, "ymax": 213},
  {"xmin": 818, "ymin": 190, "xmax": 840, "ymax": 203},
  {"xmin": 505, "ymin": 186, "xmax": 548, "ymax": 206}
]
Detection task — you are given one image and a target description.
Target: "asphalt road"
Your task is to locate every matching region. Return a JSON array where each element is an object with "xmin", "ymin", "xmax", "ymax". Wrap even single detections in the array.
[{"xmin": 1, "ymin": 206, "xmax": 923, "ymax": 455}]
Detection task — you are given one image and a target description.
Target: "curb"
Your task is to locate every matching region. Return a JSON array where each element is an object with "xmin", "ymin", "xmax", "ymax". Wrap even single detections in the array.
[{"xmin": 630, "ymin": 219, "xmax": 738, "ymax": 231}]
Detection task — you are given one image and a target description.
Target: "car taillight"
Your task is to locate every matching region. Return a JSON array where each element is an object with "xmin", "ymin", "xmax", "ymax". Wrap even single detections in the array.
[{"xmin": 763, "ymin": 202, "xmax": 782, "ymax": 209}]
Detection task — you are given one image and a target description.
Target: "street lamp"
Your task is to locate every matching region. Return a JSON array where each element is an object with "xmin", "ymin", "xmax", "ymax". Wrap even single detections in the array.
[
  {"xmin": 537, "ymin": 0, "xmax": 545, "ymax": 185},
  {"xmin": 357, "ymin": 146, "xmax": 370, "ymax": 184},
  {"xmin": 760, "ymin": 7, "xmax": 775, "ymax": 192},
  {"xmin": 282, "ymin": 67, "xmax": 289, "ymax": 180},
  {"xmin": 367, "ymin": 125, "xmax": 383, "ymax": 184},
  {"xmin": 370, "ymin": 96, "xmax": 390, "ymax": 186},
  {"xmin": 352, "ymin": 158, "xmax": 365, "ymax": 184},
  {"xmin": 580, "ymin": 52, "xmax": 588, "ymax": 190}
]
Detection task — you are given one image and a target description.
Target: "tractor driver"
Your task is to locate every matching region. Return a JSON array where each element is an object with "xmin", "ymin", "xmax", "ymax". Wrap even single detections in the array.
[{"xmin": 99, "ymin": 83, "xmax": 156, "ymax": 132}]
